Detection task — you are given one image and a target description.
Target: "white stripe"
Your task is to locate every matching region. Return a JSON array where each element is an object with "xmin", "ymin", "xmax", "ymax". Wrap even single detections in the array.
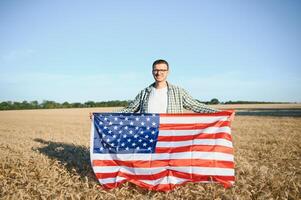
[
  {"xmin": 93, "ymin": 166, "xmax": 235, "ymax": 176},
  {"xmin": 159, "ymin": 127, "xmax": 231, "ymax": 136},
  {"xmin": 141, "ymin": 176, "xmax": 187, "ymax": 185},
  {"xmin": 91, "ymin": 152, "xmax": 234, "ymax": 161},
  {"xmin": 160, "ymin": 116, "xmax": 229, "ymax": 124},
  {"xmin": 156, "ymin": 139, "xmax": 233, "ymax": 148},
  {"xmin": 98, "ymin": 177, "xmax": 234, "ymax": 186},
  {"xmin": 98, "ymin": 176, "xmax": 127, "ymax": 184}
]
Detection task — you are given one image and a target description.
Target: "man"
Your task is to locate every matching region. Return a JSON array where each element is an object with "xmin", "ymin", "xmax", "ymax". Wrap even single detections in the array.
[{"xmin": 120, "ymin": 59, "xmax": 219, "ymax": 113}]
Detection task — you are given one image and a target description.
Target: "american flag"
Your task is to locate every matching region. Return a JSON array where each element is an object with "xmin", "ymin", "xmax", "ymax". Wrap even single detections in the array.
[{"xmin": 90, "ymin": 111, "xmax": 235, "ymax": 191}]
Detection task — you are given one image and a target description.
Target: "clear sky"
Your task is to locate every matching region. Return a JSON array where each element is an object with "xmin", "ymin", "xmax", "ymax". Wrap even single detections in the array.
[{"xmin": 0, "ymin": 0, "xmax": 300, "ymax": 103}]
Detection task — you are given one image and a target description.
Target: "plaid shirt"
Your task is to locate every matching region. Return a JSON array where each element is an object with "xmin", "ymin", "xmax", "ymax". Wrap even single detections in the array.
[{"xmin": 120, "ymin": 82, "xmax": 219, "ymax": 113}]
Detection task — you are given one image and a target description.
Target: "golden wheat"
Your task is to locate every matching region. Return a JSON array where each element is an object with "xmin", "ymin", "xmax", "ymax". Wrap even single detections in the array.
[{"xmin": 0, "ymin": 106, "xmax": 300, "ymax": 199}]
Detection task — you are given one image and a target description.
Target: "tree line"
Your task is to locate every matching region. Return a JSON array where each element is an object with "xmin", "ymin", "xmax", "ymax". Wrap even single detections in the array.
[
  {"xmin": 0, "ymin": 100, "xmax": 129, "ymax": 110},
  {"xmin": 0, "ymin": 99, "xmax": 290, "ymax": 111}
]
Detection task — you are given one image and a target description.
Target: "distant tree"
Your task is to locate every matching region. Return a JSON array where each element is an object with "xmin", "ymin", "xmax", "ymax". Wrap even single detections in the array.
[
  {"xmin": 84, "ymin": 101, "xmax": 95, "ymax": 107},
  {"xmin": 71, "ymin": 102, "xmax": 83, "ymax": 108},
  {"xmin": 30, "ymin": 101, "xmax": 39, "ymax": 109},
  {"xmin": 209, "ymin": 98, "xmax": 219, "ymax": 105},
  {"xmin": 62, "ymin": 101, "xmax": 71, "ymax": 108}
]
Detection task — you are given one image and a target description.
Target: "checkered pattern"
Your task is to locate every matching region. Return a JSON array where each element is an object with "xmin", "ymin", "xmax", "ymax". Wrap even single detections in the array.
[{"xmin": 120, "ymin": 82, "xmax": 219, "ymax": 113}]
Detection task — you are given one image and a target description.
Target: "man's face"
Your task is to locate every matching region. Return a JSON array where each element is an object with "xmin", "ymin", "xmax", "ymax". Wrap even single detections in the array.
[{"xmin": 152, "ymin": 63, "xmax": 169, "ymax": 83}]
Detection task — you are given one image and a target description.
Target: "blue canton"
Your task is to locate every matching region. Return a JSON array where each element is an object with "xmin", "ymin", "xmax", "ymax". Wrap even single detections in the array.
[{"xmin": 93, "ymin": 113, "xmax": 160, "ymax": 153}]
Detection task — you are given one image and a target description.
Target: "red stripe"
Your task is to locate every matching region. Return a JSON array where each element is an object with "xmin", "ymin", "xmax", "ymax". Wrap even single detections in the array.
[
  {"xmin": 158, "ymin": 132, "xmax": 232, "ymax": 142},
  {"xmin": 93, "ymin": 159, "xmax": 234, "ymax": 168},
  {"xmin": 99, "ymin": 174, "xmax": 234, "ymax": 191},
  {"xmin": 95, "ymin": 170, "xmax": 235, "ymax": 181},
  {"xmin": 160, "ymin": 110, "xmax": 235, "ymax": 117},
  {"xmin": 159, "ymin": 121, "xmax": 231, "ymax": 130},
  {"xmin": 155, "ymin": 145, "xmax": 233, "ymax": 154}
]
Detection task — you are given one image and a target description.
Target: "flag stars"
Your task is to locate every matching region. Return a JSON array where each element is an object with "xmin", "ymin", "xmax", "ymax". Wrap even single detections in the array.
[
  {"xmin": 143, "ymin": 143, "xmax": 147, "ymax": 146},
  {"xmin": 135, "ymin": 117, "xmax": 139, "ymax": 121},
  {"xmin": 119, "ymin": 121, "xmax": 123, "ymax": 125},
  {"xmin": 114, "ymin": 126, "xmax": 118, "ymax": 130},
  {"xmin": 141, "ymin": 122, "xmax": 145, "ymax": 126},
  {"xmin": 127, "ymin": 139, "xmax": 131, "ymax": 143},
  {"xmin": 109, "ymin": 122, "xmax": 113, "ymax": 125},
  {"xmin": 123, "ymin": 134, "xmax": 127, "ymax": 138},
  {"xmin": 132, "ymin": 143, "xmax": 136, "ymax": 146},
  {"xmin": 152, "ymin": 122, "xmax": 156, "ymax": 126},
  {"xmin": 130, "ymin": 122, "xmax": 134, "ymax": 125}
]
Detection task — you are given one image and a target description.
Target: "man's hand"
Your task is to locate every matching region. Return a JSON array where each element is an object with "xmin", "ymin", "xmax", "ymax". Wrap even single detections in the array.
[{"xmin": 89, "ymin": 112, "xmax": 93, "ymax": 120}]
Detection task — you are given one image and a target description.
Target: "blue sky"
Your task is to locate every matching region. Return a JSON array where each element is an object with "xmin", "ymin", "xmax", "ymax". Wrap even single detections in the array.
[{"xmin": 0, "ymin": 0, "xmax": 300, "ymax": 103}]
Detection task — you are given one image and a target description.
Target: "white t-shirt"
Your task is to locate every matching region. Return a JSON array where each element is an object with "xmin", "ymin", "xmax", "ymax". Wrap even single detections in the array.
[{"xmin": 147, "ymin": 86, "xmax": 168, "ymax": 113}]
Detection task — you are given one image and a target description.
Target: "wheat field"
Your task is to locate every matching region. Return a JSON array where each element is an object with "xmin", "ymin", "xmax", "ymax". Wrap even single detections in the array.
[{"xmin": 0, "ymin": 106, "xmax": 300, "ymax": 199}]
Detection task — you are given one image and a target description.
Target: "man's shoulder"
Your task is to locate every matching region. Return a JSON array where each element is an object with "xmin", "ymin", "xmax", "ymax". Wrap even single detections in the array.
[{"xmin": 167, "ymin": 82, "xmax": 185, "ymax": 91}]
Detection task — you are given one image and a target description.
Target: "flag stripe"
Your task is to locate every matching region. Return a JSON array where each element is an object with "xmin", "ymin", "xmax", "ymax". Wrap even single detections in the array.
[
  {"xmin": 155, "ymin": 145, "xmax": 233, "ymax": 154},
  {"xmin": 160, "ymin": 116, "xmax": 229, "ymax": 124},
  {"xmin": 159, "ymin": 121, "xmax": 231, "ymax": 130},
  {"xmin": 160, "ymin": 111, "xmax": 234, "ymax": 117},
  {"xmin": 98, "ymin": 175, "xmax": 234, "ymax": 188},
  {"xmin": 93, "ymin": 159, "xmax": 234, "ymax": 168},
  {"xmin": 158, "ymin": 132, "xmax": 232, "ymax": 141},
  {"xmin": 158, "ymin": 126, "xmax": 231, "ymax": 136},
  {"xmin": 92, "ymin": 166, "xmax": 235, "ymax": 176},
  {"xmin": 91, "ymin": 151, "xmax": 234, "ymax": 161},
  {"xmin": 101, "ymin": 179, "xmax": 235, "ymax": 191},
  {"xmin": 156, "ymin": 138, "xmax": 233, "ymax": 148},
  {"xmin": 95, "ymin": 171, "xmax": 235, "ymax": 182}
]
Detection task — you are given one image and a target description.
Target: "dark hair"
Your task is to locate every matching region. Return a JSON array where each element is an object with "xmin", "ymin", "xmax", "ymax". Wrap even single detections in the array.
[{"xmin": 152, "ymin": 59, "xmax": 169, "ymax": 70}]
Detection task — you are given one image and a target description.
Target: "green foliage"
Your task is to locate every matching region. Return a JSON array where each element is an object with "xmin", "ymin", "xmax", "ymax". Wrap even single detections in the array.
[
  {"xmin": 0, "ymin": 100, "xmax": 130, "ymax": 110},
  {"xmin": 209, "ymin": 98, "xmax": 220, "ymax": 105}
]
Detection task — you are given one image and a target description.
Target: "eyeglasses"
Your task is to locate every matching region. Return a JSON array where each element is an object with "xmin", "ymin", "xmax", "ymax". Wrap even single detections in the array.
[{"xmin": 153, "ymin": 69, "xmax": 168, "ymax": 73}]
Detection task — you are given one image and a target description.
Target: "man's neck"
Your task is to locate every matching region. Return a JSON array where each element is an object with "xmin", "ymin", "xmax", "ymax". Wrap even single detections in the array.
[{"xmin": 155, "ymin": 81, "xmax": 167, "ymax": 89}]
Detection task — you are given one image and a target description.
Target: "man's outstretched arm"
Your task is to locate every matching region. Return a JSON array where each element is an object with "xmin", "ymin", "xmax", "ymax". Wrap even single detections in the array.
[{"xmin": 182, "ymin": 89, "xmax": 220, "ymax": 113}]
